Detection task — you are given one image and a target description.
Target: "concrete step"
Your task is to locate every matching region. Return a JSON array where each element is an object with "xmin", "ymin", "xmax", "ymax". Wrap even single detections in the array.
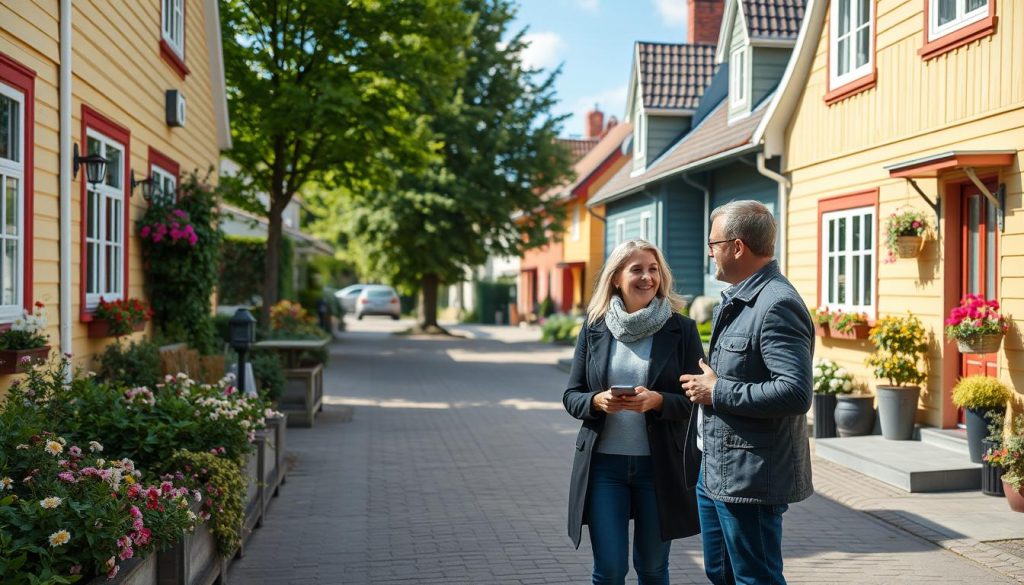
[
  {"xmin": 919, "ymin": 427, "xmax": 970, "ymax": 454},
  {"xmin": 815, "ymin": 435, "xmax": 980, "ymax": 493}
]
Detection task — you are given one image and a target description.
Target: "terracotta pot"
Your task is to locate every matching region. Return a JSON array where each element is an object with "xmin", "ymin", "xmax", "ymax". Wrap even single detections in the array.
[
  {"xmin": 87, "ymin": 318, "xmax": 146, "ymax": 338},
  {"xmin": 896, "ymin": 235, "xmax": 922, "ymax": 258},
  {"xmin": 1003, "ymin": 480, "xmax": 1024, "ymax": 512},
  {"xmin": 0, "ymin": 345, "xmax": 51, "ymax": 374},
  {"xmin": 956, "ymin": 332, "xmax": 1004, "ymax": 355}
]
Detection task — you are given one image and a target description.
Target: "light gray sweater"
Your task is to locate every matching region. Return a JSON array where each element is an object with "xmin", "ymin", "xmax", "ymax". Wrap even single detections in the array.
[{"xmin": 596, "ymin": 335, "xmax": 652, "ymax": 456}]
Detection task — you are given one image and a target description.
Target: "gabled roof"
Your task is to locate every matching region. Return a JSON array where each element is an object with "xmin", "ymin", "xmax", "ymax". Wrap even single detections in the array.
[
  {"xmin": 589, "ymin": 99, "xmax": 768, "ymax": 207},
  {"xmin": 547, "ymin": 123, "xmax": 633, "ymax": 200},
  {"xmin": 203, "ymin": 0, "xmax": 232, "ymax": 150},
  {"xmin": 744, "ymin": 0, "xmax": 805, "ymax": 40},
  {"xmin": 558, "ymin": 138, "xmax": 601, "ymax": 163},
  {"xmin": 633, "ymin": 42, "xmax": 718, "ymax": 111}
]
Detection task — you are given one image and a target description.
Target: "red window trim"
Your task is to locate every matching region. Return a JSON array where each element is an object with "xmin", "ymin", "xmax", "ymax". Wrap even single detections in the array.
[
  {"xmin": 919, "ymin": 1, "xmax": 997, "ymax": 61},
  {"xmin": 79, "ymin": 105, "xmax": 131, "ymax": 322},
  {"xmin": 816, "ymin": 189, "xmax": 879, "ymax": 311},
  {"xmin": 0, "ymin": 52, "xmax": 36, "ymax": 318},
  {"xmin": 159, "ymin": 0, "xmax": 189, "ymax": 79},
  {"xmin": 824, "ymin": 1, "xmax": 878, "ymax": 106}
]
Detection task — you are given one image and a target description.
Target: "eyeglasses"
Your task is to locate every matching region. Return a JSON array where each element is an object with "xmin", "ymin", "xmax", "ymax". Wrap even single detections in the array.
[{"xmin": 707, "ymin": 238, "xmax": 738, "ymax": 250}]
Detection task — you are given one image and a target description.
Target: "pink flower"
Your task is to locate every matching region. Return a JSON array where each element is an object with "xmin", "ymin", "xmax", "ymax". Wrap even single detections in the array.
[
  {"xmin": 57, "ymin": 471, "xmax": 75, "ymax": 483},
  {"xmin": 69, "ymin": 565, "xmax": 82, "ymax": 575},
  {"xmin": 107, "ymin": 564, "xmax": 120, "ymax": 579},
  {"xmin": 140, "ymin": 226, "xmax": 151, "ymax": 238}
]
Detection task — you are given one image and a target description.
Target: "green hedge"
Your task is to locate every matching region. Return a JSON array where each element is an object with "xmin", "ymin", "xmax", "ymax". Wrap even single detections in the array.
[{"xmin": 219, "ymin": 235, "xmax": 296, "ymax": 305}]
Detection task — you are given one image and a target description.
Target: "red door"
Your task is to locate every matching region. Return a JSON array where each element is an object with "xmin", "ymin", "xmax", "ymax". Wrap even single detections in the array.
[{"xmin": 958, "ymin": 182, "xmax": 999, "ymax": 422}]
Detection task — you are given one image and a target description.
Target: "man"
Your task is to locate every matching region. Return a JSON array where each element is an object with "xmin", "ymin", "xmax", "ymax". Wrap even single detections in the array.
[{"xmin": 680, "ymin": 200, "xmax": 814, "ymax": 585}]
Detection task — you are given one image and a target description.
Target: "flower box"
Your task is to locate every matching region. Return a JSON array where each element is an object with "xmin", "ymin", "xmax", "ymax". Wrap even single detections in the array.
[
  {"xmin": 0, "ymin": 345, "xmax": 50, "ymax": 374},
  {"xmin": 85, "ymin": 553, "xmax": 158, "ymax": 585},
  {"xmin": 814, "ymin": 323, "xmax": 830, "ymax": 338},
  {"xmin": 88, "ymin": 318, "xmax": 146, "ymax": 338},
  {"xmin": 956, "ymin": 332, "xmax": 1003, "ymax": 355},
  {"xmin": 156, "ymin": 514, "xmax": 225, "ymax": 585},
  {"xmin": 830, "ymin": 323, "xmax": 870, "ymax": 340},
  {"xmin": 237, "ymin": 435, "xmax": 265, "ymax": 558},
  {"xmin": 260, "ymin": 415, "xmax": 287, "ymax": 516}
]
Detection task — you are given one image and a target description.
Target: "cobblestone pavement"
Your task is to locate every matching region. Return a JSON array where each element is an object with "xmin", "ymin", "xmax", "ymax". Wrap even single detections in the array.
[{"xmin": 229, "ymin": 319, "xmax": 1019, "ymax": 584}]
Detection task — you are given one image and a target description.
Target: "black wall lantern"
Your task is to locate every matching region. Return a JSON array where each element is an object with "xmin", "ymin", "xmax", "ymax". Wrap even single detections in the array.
[
  {"xmin": 228, "ymin": 308, "xmax": 257, "ymax": 394},
  {"xmin": 73, "ymin": 143, "xmax": 108, "ymax": 186},
  {"xmin": 131, "ymin": 170, "xmax": 155, "ymax": 200}
]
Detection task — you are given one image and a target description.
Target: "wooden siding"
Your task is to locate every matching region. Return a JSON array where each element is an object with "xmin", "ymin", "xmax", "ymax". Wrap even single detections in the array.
[
  {"xmin": 637, "ymin": 115, "xmax": 690, "ymax": 173},
  {"xmin": 751, "ymin": 47, "xmax": 790, "ymax": 109},
  {"xmin": 782, "ymin": 0, "xmax": 1024, "ymax": 427},
  {"xmin": 605, "ymin": 193, "xmax": 658, "ymax": 255},
  {"xmin": 662, "ymin": 177, "xmax": 706, "ymax": 298},
  {"xmin": 0, "ymin": 0, "xmax": 223, "ymax": 376}
]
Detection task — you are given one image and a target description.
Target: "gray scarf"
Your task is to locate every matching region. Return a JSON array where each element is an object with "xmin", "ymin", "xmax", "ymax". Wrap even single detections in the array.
[{"xmin": 605, "ymin": 295, "xmax": 672, "ymax": 342}]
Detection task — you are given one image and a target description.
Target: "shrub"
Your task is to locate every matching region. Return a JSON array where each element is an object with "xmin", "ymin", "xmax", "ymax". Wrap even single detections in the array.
[
  {"xmin": 812, "ymin": 358, "xmax": 855, "ymax": 395},
  {"xmin": 951, "ymin": 375, "xmax": 1012, "ymax": 409},
  {"xmin": 865, "ymin": 313, "xmax": 928, "ymax": 387},
  {"xmin": 537, "ymin": 296, "xmax": 555, "ymax": 318},
  {"xmin": 541, "ymin": 314, "xmax": 582, "ymax": 344},
  {"xmin": 97, "ymin": 339, "xmax": 162, "ymax": 389},
  {"xmin": 160, "ymin": 451, "xmax": 245, "ymax": 558}
]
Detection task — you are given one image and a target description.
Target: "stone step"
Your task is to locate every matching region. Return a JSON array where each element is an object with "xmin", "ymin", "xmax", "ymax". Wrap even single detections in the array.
[
  {"xmin": 815, "ymin": 435, "xmax": 981, "ymax": 493},
  {"xmin": 919, "ymin": 426, "xmax": 970, "ymax": 454}
]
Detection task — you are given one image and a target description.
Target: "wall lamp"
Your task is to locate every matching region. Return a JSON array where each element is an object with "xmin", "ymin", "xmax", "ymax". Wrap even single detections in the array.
[
  {"xmin": 73, "ymin": 143, "xmax": 108, "ymax": 186},
  {"xmin": 131, "ymin": 170, "xmax": 155, "ymax": 201}
]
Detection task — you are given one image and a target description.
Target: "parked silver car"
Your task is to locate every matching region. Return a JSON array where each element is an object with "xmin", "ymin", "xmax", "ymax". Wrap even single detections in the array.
[
  {"xmin": 355, "ymin": 285, "xmax": 401, "ymax": 320},
  {"xmin": 335, "ymin": 284, "xmax": 369, "ymax": 314}
]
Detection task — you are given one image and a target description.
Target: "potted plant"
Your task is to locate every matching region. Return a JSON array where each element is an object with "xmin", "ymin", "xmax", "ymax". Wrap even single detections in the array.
[
  {"xmin": 88, "ymin": 297, "xmax": 153, "ymax": 338},
  {"xmin": 995, "ymin": 414, "xmax": 1024, "ymax": 512},
  {"xmin": 883, "ymin": 208, "xmax": 928, "ymax": 260},
  {"xmin": 865, "ymin": 313, "xmax": 928, "ymax": 440},
  {"xmin": 830, "ymin": 310, "xmax": 870, "ymax": 340},
  {"xmin": 951, "ymin": 375, "xmax": 1011, "ymax": 463},
  {"xmin": 981, "ymin": 410, "xmax": 1007, "ymax": 497},
  {"xmin": 0, "ymin": 301, "xmax": 51, "ymax": 374},
  {"xmin": 812, "ymin": 358, "xmax": 855, "ymax": 438},
  {"xmin": 811, "ymin": 307, "xmax": 832, "ymax": 337},
  {"xmin": 945, "ymin": 294, "xmax": 1008, "ymax": 355}
]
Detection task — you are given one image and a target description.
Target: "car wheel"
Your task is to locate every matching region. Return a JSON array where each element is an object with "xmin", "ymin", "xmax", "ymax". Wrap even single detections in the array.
[
  {"xmin": 357, "ymin": 314, "xmax": 363, "ymax": 320},
  {"xmin": 391, "ymin": 314, "xmax": 400, "ymax": 321}
]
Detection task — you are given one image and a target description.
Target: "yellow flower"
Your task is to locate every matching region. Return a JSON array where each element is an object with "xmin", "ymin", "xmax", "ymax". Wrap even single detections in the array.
[
  {"xmin": 40, "ymin": 496, "xmax": 62, "ymax": 509},
  {"xmin": 48, "ymin": 529, "xmax": 71, "ymax": 547}
]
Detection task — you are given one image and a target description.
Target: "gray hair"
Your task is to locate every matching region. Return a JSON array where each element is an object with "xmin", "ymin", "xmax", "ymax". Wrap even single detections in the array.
[{"xmin": 709, "ymin": 200, "xmax": 776, "ymax": 257}]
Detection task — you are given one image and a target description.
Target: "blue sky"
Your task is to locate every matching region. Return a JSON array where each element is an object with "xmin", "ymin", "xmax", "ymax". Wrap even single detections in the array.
[{"xmin": 511, "ymin": 0, "xmax": 692, "ymax": 138}]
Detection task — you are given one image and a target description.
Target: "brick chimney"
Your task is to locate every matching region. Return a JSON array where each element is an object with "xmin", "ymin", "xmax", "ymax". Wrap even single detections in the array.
[
  {"xmin": 586, "ymin": 105, "xmax": 605, "ymax": 139},
  {"xmin": 688, "ymin": 0, "xmax": 724, "ymax": 45}
]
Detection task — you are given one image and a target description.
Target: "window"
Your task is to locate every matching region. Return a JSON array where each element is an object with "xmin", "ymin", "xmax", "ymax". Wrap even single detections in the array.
[
  {"xmin": 162, "ymin": 0, "xmax": 185, "ymax": 56},
  {"xmin": 829, "ymin": 0, "xmax": 873, "ymax": 90},
  {"xmin": 730, "ymin": 46, "xmax": 747, "ymax": 107},
  {"xmin": 821, "ymin": 206, "xmax": 875, "ymax": 316},
  {"xmin": 929, "ymin": 0, "xmax": 989, "ymax": 40},
  {"xmin": 0, "ymin": 83, "xmax": 24, "ymax": 320},
  {"xmin": 635, "ymin": 111, "xmax": 645, "ymax": 156},
  {"xmin": 615, "ymin": 219, "xmax": 626, "ymax": 247},
  {"xmin": 639, "ymin": 211, "xmax": 651, "ymax": 241},
  {"xmin": 81, "ymin": 111, "xmax": 130, "ymax": 314},
  {"xmin": 570, "ymin": 204, "xmax": 580, "ymax": 241},
  {"xmin": 150, "ymin": 165, "xmax": 177, "ymax": 205}
]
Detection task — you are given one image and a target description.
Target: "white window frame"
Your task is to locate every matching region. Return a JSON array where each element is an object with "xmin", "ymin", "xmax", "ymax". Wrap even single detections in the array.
[
  {"xmin": 829, "ymin": 0, "xmax": 874, "ymax": 90},
  {"xmin": 162, "ymin": 0, "xmax": 185, "ymax": 57},
  {"xmin": 570, "ymin": 203, "xmax": 580, "ymax": 241},
  {"xmin": 150, "ymin": 164, "xmax": 177, "ymax": 206},
  {"xmin": 634, "ymin": 110, "xmax": 645, "ymax": 157},
  {"xmin": 730, "ymin": 45, "xmax": 748, "ymax": 107},
  {"xmin": 821, "ymin": 205, "xmax": 875, "ymax": 318},
  {"xmin": 928, "ymin": 0, "xmax": 989, "ymax": 41},
  {"xmin": 639, "ymin": 211, "xmax": 652, "ymax": 241},
  {"xmin": 0, "ymin": 83, "xmax": 24, "ymax": 322},
  {"xmin": 615, "ymin": 218, "xmax": 626, "ymax": 247},
  {"xmin": 85, "ymin": 129, "xmax": 126, "ymax": 310}
]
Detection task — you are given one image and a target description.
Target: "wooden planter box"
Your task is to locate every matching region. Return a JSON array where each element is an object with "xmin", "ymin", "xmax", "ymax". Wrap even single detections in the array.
[
  {"xmin": 87, "ymin": 318, "xmax": 146, "ymax": 338},
  {"xmin": 237, "ymin": 438, "xmax": 265, "ymax": 558},
  {"xmin": 814, "ymin": 323, "xmax": 830, "ymax": 338},
  {"xmin": 280, "ymin": 364, "xmax": 324, "ymax": 427},
  {"xmin": 259, "ymin": 415, "xmax": 287, "ymax": 516},
  {"xmin": 156, "ymin": 515, "xmax": 226, "ymax": 585},
  {"xmin": 830, "ymin": 323, "xmax": 870, "ymax": 340},
  {"xmin": 85, "ymin": 553, "xmax": 158, "ymax": 585},
  {"xmin": 0, "ymin": 345, "xmax": 50, "ymax": 374}
]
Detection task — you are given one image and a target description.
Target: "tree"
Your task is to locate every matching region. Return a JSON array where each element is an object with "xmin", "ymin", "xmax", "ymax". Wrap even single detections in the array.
[
  {"xmin": 220, "ymin": 0, "xmax": 470, "ymax": 325},
  {"xmin": 324, "ymin": 0, "xmax": 574, "ymax": 332}
]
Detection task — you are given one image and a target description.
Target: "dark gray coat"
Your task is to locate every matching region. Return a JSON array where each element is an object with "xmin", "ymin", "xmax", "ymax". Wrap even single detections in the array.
[
  {"xmin": 563, "ymin": 313, "xmax": 704, "ymax": 549},
  {"xmin": 702, "ymin": 261, "xmax": 815, "ymax": 505}
]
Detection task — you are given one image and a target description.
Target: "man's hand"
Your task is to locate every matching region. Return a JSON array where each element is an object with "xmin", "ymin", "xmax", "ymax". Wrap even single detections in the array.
[
  {"xmin": 619, "ymin": 386, "xmax": 662, "ymax": 413},
  {"xmin": 680, "ymin": 359, "xmax": 717, "ymax": 405}
]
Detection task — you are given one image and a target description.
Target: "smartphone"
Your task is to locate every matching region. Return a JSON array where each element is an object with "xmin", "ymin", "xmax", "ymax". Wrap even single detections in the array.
[{"xmin": 609, "ymin": 385, "xmax": 638, "ymax": 397}]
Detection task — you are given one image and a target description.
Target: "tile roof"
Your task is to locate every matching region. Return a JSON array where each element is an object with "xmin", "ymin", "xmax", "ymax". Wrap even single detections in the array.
[
  {"xmin": 558, "ymin": 138, "xmax": 601, "ymax": 163},
  {"xmin": 589, "ymin": 100, "xmax": 768, "ymax": 207},
  {"xmin": 546, "ymin": 123, "xmax": 633, "ymax": 200},
  {"xmin": 636, "ymin": 42, "xmax": 718, "ymax": 110},
  {"xmin": 743, "ymin": 0, "xmax": 805, "ymax": 40}
]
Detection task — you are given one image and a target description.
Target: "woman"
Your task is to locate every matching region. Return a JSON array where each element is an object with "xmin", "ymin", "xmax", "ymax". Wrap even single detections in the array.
[{"xmin": 563, "ymin": 239, "xmax": 703, "ymax": 585}]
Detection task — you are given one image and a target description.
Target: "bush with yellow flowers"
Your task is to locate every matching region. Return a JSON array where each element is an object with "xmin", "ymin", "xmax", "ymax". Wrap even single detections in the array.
[{"xmin": 865, "ymin": 313, "xmax": 929, "ymax": 387}]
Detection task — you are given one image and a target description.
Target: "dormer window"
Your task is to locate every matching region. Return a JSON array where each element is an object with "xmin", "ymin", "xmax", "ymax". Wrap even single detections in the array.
[{"xmin": 730, "ymin": 46, "xmax": 748, "ymax": 107}]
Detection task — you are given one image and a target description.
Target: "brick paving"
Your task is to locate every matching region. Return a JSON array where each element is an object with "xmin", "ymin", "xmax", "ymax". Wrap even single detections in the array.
[{"xmin": 229, "ymin": 320, "xmax": 1020, "ymax": 584}]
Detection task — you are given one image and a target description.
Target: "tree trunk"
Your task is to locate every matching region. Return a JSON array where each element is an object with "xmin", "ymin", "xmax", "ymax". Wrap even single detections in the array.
[
  {"xmin": 261, "ymin": 202, "xmax": 285, "ymax": 327},
  {"xmin": 416, "ymin": 273, "xmax": 446, "ymax": 334}
]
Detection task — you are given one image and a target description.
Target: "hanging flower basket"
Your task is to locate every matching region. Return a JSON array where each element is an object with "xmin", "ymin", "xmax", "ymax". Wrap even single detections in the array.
[
  {"xmin": 896, "ymin": 235, "xmax": 923, "ymax": 258},
  {"xmin": 956, "ymin": 332, "xmax": 1004, "ymax": 355},
  {"xmin": 0, "ymin": 345, "xmax": 51, "ymax": 374}
]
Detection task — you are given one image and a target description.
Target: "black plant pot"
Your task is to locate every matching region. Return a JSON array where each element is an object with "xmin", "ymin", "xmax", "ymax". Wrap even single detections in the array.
[
  {"xmin": 981, "ymin": 439, "xmax": 1006, "ymax": 497},
  {"xmin": 835, "ymin": 394, "xmax": 875, "ymax": 437},
  {"xmin": 813, "ymin": 393, "xmax": 838, "ymax": 439},
  {"xmin": 966, "ymin": 407, "xmax": 1002, "ymax": 464}
]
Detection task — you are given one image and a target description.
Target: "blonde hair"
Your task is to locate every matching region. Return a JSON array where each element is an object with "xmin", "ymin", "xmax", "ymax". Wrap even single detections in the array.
[{"xmin": 587, "ymin": 239, "xmax": 686, "ymax": 324}]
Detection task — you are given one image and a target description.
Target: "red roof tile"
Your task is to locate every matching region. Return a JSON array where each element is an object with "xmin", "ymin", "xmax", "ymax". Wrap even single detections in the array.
[{"xmin": 558, "ymin": 138, "xmax": 600, "ymax": 163}]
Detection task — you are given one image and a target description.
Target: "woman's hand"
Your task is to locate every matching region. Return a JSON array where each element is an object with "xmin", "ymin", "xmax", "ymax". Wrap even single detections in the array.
[
  {"xmin": 592, "ymin": 390, "xmax": 626, "ymax": 413},
  {"xmin": 619, "ymin": 386, "xmax": 663, "ymax": 413}
]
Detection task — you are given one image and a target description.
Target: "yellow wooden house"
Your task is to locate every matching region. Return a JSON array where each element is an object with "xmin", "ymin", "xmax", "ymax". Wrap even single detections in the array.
[
  {"xmin": 0, "ymin": 0, "xmax": 230, "ymax": 377},
  {"xmin": 757, "ymin": 0, "xmax": 1022, "ymax": 429}
]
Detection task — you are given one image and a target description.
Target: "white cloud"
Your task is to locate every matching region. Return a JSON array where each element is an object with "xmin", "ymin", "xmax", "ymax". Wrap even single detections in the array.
[
  {"xmin": 653, "ymin": 0, "xmax": 688, "ymax": 28},
  {"xmin": 576, "ymin": 0, "xmax": 600, "ymax": 11},
  {"xmin": 520, "ymin": 31, "xmax": 566, "ymax": 71},
  {"xmin": 569, "ymin": 84, "xmax": 628, "ymax": 137}
]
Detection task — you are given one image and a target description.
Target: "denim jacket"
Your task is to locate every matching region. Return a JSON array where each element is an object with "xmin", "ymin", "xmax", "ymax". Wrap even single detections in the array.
[{"xmin": 701, "ymin": 261, "xmax": 815, "ymax": 505}]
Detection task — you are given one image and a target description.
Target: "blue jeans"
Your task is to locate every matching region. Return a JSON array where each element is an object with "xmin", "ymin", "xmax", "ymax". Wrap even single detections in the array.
[
  {"xmin": 696, "ymin": 468, "xmax": 788, "ymax": 585},
  {"xmin": 587, "ymin": 453, "xmax": 670, "ymax": 585}
]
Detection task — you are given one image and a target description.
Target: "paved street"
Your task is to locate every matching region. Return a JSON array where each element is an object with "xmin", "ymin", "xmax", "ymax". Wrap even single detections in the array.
[{"xmin": 229, "ymin": 318, "xmax": 1021, "ymax": 584}]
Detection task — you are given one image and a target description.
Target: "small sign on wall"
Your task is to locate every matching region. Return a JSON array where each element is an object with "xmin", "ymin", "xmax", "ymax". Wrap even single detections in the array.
[{"xmin": 165, "ymin": 90, "xmax": 187, "ymax": 127}]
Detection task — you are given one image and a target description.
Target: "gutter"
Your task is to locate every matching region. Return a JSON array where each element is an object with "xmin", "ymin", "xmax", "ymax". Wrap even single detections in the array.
[
  {"xmin": 755, "ymin": 152, "xmax": 791, "ymax": 274},
  {"xmin": 59, "ymin": 0, "xmax": 72, "ymax": 372}
]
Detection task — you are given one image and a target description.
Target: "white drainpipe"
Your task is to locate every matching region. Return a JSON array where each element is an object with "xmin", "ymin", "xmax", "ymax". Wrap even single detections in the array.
[
  {"xmin": 756, "ymin": 152, "xmax": 791, "ymax": 274},
  {"xmin": 59, "ymin": 0, "xmax": 73, "ymax": 371}
]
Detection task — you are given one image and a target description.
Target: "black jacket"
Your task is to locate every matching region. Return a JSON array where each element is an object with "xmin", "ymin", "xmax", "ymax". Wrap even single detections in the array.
[{"xmin": 563, "ymin": 313, "xmax": 704, "ymax": 548}]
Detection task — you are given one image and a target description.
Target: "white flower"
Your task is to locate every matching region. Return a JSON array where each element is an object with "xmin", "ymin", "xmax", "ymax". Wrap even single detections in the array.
[
  {"xmin": 0, "ymin": 477, "xmax": 12, "ymax": 490},
  {"xmin": 89, "ymin": 440, "xmax": 103, "ymax": 453},
  {"xmin": 812, "ymin": 367, "xmax": 822, "ymax": 379},
  {"xmin": 835, "ymin": 368, "xmax": 848, "ymax": 378},
  {"xmin": 48, "ymin": 529, "xmax": 71, "ymax": 547},
  {"xmin": 45, "ymin": 441, "xmax": 63, "ymax": 456},
  {"xmin": 843, "ymin": 381, "xmax": 853, "ymax": 391},
  {"xmin": 40, "ymin": 496, "xmax": 62, "ymax": 509},
  {"xmin": 829, "ymin": 379, "xmax": 840, "ymax": 389}
]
